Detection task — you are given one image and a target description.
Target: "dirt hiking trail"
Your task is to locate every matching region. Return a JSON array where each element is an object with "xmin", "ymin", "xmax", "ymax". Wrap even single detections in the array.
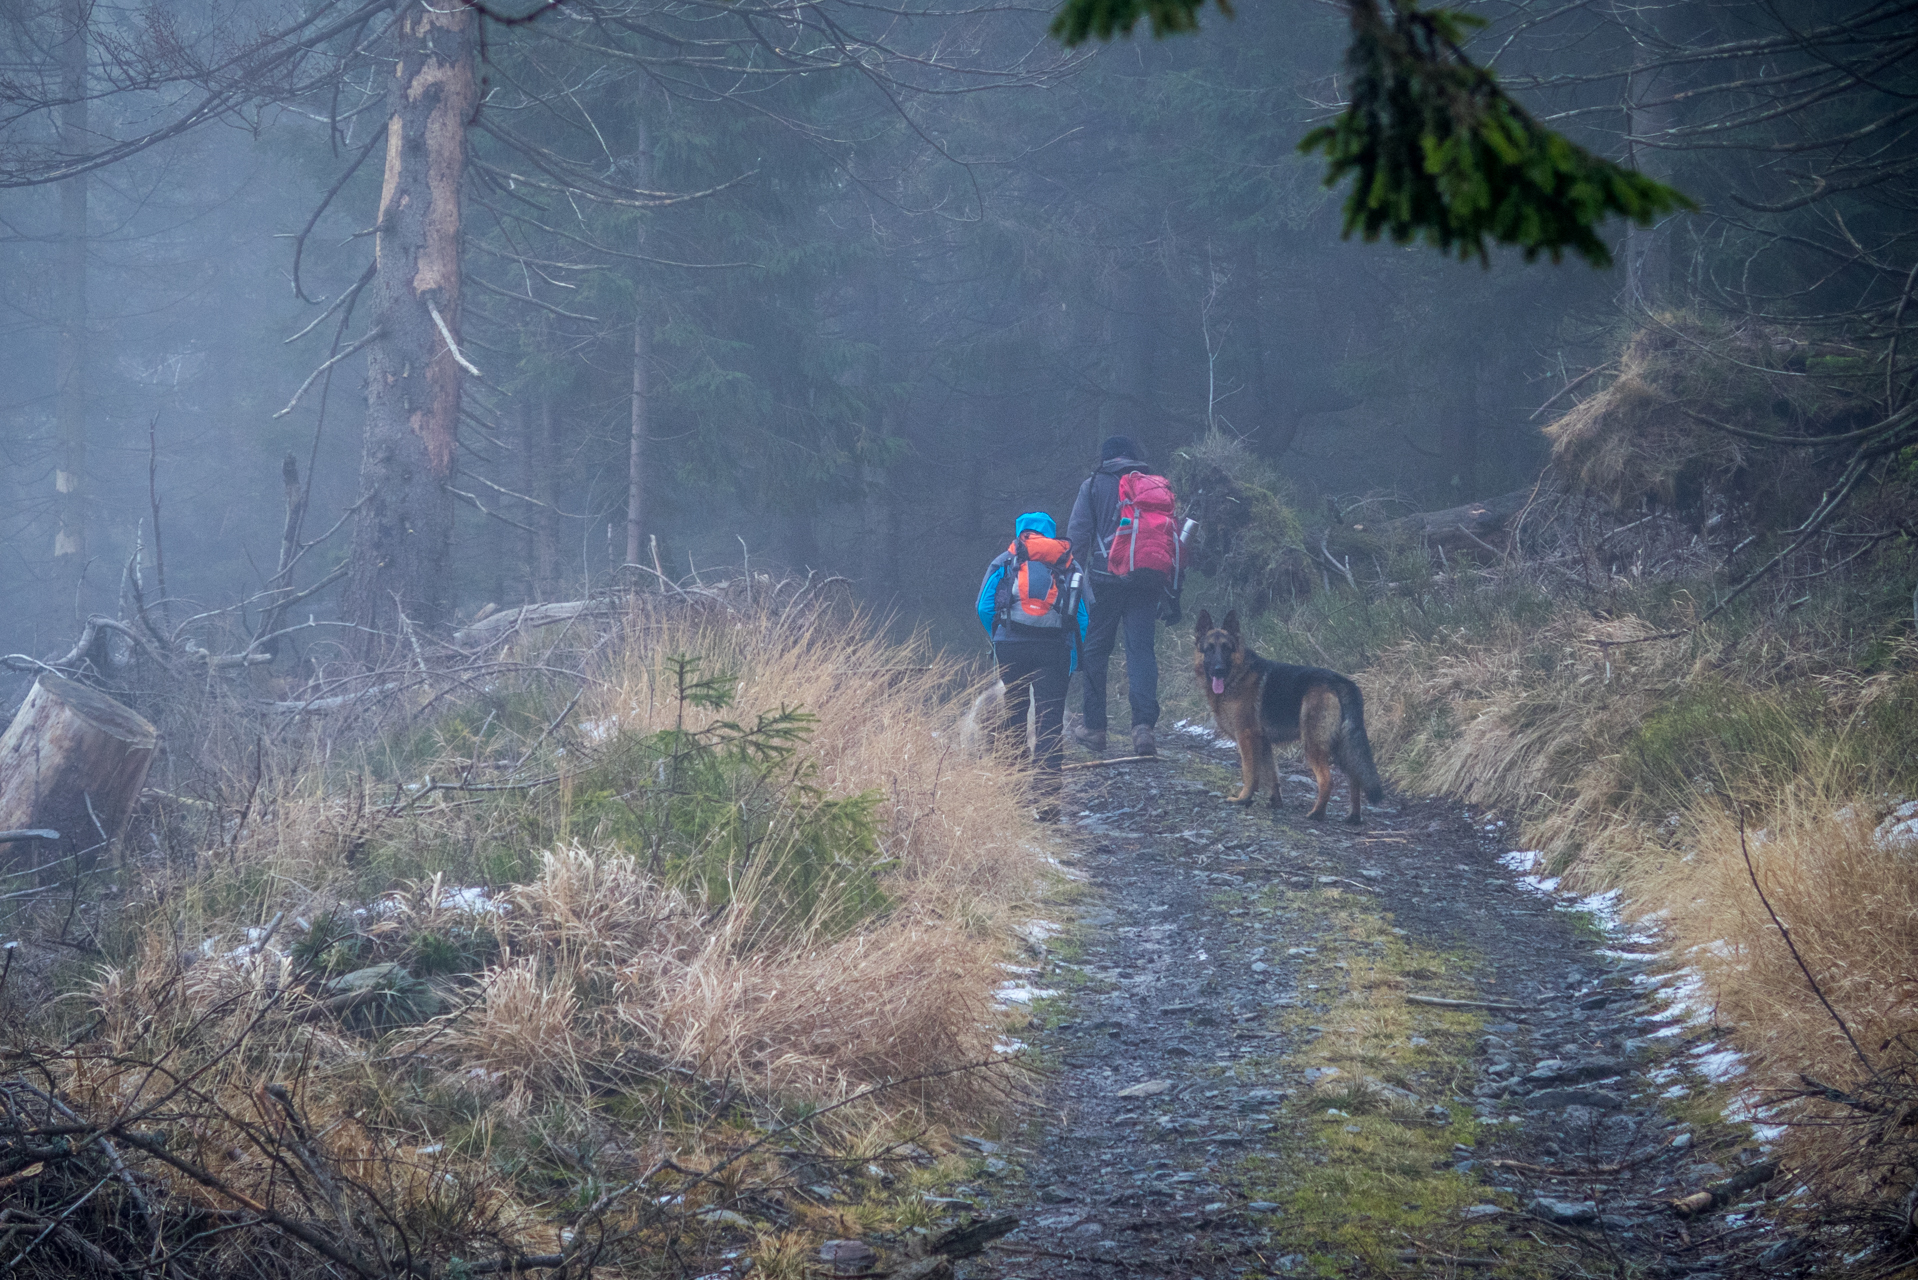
[{"xmin": 942, "ymin": 731, "xmax": 1800, "ymax": 1280}]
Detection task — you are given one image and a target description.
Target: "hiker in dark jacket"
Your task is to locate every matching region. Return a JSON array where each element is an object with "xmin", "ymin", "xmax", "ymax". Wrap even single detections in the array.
[
  {"xmin": 977, "ymin": 511, "xmax": 1088, "ymax": 821},
  {"xmin": 1066, "ymin": 435, "xmax": 1172, "ymax": 757}
]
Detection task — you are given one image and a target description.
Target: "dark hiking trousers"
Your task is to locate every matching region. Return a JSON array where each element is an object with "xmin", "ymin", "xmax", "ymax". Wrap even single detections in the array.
[
  {"xmin": 995, "ymin": 638, "xmax": 1069, "ymax": 790},
  {"xmin": 1080, "ymin": 573, "xmax": 1160, "ymax": 733}
]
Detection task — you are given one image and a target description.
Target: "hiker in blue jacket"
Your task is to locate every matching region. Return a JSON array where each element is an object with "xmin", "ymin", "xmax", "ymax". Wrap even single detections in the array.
[{"xmin": 977, "ymin": 511, "xmax": 1089, "ymax": 821}]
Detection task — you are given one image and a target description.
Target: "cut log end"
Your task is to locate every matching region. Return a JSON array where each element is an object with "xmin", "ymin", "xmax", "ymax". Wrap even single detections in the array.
[
  {"xmin": 0, "ymin": 676, "xmax": 159, "ymax": 865},
  {"xmin": 33, "ymin": 675, "xmax": 158, "ymax": 747}
]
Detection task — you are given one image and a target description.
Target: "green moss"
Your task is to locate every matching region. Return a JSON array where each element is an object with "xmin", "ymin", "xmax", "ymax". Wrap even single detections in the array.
[{"xmin": 1237, "ymin": 890, "xmax": 1552, "ymax": 1277}]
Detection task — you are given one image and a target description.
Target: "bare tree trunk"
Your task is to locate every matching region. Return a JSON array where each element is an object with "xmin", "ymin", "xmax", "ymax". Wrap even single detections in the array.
[
  {"xmin": 1437, "ymin": 354, "xmax": 1479, "ymax": 501},
  {"xmin": 514, "ymin": 399, "xmax": 537, "ymax": 600},
  {"xmin": 626, "ymin": 321, "xmax": 650, "ymax": 569},
  {"xmin": 343, "ymin": 0, "xmax": 477, "ymax": 646},
  {"xmin": 960, "ymin": 399, "xmax": 983, "ymax": 538},
  {"xmin": 536, "ymin": 392, "xmax": 559, "ymax": 593},
  {"xmin": 52, "ymin": 0, "xmax": 87, "ymax": 606},
  {"xmin": 1624, "ymin": 22, "xmax": 1676, "ymax": 312},
  {"xmin": 1107, "ymin": 261, "xmax": 1161, "ymax": 451},
  {"xmin": 1236, "ymin": 237, "xmax": 1271, "ymax": 446},
  {"xmin": 625, "ymin": 117, "xmax": 653, "ymax": 570}
]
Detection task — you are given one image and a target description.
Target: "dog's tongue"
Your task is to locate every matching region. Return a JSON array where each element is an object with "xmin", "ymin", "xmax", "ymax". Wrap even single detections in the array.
[{"xmin": 1211, "ymin": 676, "xmax": 1225, "ymax": 695}]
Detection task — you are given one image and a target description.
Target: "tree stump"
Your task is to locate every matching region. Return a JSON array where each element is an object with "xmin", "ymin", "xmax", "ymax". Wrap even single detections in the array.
[{"xmin": 0, "ymin": 676, "xmax": 157, "ymax": 869}]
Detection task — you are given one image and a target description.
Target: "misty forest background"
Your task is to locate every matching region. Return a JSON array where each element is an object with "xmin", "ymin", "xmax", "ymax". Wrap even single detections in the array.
[
  {"xmin": 4, "ymin": 0, "xmax": 1873, "ymax": 670},
  {"xmin": 7, "ymin": 3, "xmax": 1918, "ymax": 1273}
]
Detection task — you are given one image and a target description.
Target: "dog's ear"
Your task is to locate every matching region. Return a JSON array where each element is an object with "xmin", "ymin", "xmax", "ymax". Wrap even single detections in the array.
[
  {"xmin": 1222, "ymin": 610, "xmax": 1240, "ymax": 637},
  {"xmin": 1194, "ymin": 608, "xmax": 1213, "ymax": 639}
]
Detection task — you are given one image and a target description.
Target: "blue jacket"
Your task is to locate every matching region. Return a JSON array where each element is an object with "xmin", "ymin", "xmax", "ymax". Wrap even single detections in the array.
[{"xmin": 977, "ymin": 512, "xmax": 1090, "ymax": 659}]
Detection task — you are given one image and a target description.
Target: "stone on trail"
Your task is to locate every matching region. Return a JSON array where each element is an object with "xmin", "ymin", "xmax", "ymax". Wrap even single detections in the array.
[
  {"xmin": 1114, "ymin": 1079, "xmax": 1173, "ymax": 1098},
  {"xmin": 1528, "ymin": 1198, "xmax": 1600, "ymax": 1225},
  {"xmin": 1525, "ymin": 1087, "xmax": 1624, "ymax": 1111},
  {"xmin": 819, "ymin": 1239, "xmax": 877, "ymax": 1269},
  {"xmin": 1528, "ymin": 1057, "xmax": 1626, "ymax": 1084},
  {"xmin": 1461, "ymin": 1204, "xmax": 1502, "ymax": 1219}
]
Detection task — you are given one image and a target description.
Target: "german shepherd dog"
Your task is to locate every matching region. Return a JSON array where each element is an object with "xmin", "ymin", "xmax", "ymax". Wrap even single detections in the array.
[{"xmin": 1193, "ymin": 609, "xmax": 1385, "ymax": 823}]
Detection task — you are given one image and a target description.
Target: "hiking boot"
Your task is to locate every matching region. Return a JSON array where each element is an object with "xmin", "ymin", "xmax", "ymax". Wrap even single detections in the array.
[
  {"xmin": 1131, "ymin": 725, "xmax": 1157, "ymax": 757},
  {"xmin": 1070, "ymin": 717, "xmax": 1106, "ymax": 754}
]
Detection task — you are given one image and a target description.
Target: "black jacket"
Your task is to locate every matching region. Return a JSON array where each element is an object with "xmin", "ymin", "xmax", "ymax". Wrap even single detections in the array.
[{"xmin": 1067, "ymin": 455, "xmax": 1156, "ymax": 583}]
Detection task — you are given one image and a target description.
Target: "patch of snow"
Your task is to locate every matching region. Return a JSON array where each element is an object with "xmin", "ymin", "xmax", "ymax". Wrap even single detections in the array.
[
  {"xmin": 1172, "ymin": 718, "xmax": 1231, "ymax": 747},
  {"xmin": 437, "ymin": 885, "xmax": 504, "ymax": 914},
  {"xmin": 994, "ymin": 984, "xmax": 1058, "ymax": 1006},
  {"xmin": 1500, "ymin": 850, "xmax": 1544, "ymax": 873},
  {"xmin": 1874, "ymin": 799, "xmax": 1918, "ymax": 852},
  {"xmin": 1568, "ymin": 888, "xmax": 1625, "ymax": 932},
  {"xmin": 993, "ymin": 1039, "xmax": 1027, "ymax": 1055},
  {"xmin": 1724, "ymin": 1095, "xmax": 1788, "ymax": 1144},
  {"xmin": 1692, "ymin": 1046, "xmax": 1748, "ymax": 1082}
]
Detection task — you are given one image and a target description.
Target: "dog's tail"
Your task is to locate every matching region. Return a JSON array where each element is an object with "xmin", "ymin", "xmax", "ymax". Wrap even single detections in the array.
[{"xmin": 1331, "ymin": 679, "xmax": 1385, "ymax": 802}]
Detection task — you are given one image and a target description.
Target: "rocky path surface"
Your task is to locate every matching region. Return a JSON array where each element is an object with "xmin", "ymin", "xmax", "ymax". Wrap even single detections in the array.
[{"xmin": 944, "ymin": 730, "xmax": 1799, "ymax": 1280}]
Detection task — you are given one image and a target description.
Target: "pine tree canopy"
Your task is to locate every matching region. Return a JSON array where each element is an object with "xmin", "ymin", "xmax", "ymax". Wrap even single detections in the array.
[{"xmin": 1050, "ymin": 0, "xmax": 1695, "ymax": 266}]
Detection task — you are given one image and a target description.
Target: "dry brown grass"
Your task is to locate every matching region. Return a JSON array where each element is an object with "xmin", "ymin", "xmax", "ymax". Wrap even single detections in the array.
[
  {"xmin": 5, "ymin": 599, "xmax": 1045, "ymax": 1276},
  {"xmin": 1363, "ymin": 609, "xmax": 1692, "ymax": 875},
  {"xmin": 1358, "ymin": 587, "xmax": 1918, "ymax": 1226},
  {"xmin": 580, "ymin": 608, "xmax": 1043, "ymax": 922},
  {"xmin": 432, "ymin": 842, "xmax": 1009, "ymax": 1116},
  {"xmin": 1653, "ymin": 795, "xmax": 1918, "ymax": 1214}
]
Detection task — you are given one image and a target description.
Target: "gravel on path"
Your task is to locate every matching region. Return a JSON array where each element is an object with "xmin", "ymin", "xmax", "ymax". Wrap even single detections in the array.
[{"xmin": 943, "ymin": 732, "xmax": 1803, "ymax": 1280}]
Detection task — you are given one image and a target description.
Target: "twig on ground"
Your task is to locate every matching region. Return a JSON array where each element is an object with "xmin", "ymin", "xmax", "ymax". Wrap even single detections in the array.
[
  {"xmin": 1404, "ymin": 994, "xmax": 1534, "ymax": 1012},
  {"xmin": 1062, "ymin": 755, "xmax": 1161, "ymax": 771},
  {"xmin": 1486, "ymin": 1135, "xmax": 1680, "ymax": 1177}
]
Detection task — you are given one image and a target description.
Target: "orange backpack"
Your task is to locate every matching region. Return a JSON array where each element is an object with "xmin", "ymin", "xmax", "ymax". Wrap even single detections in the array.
[{"xmin": 997, "ymin": 532, "xmax": 1079, "ymax": 633}]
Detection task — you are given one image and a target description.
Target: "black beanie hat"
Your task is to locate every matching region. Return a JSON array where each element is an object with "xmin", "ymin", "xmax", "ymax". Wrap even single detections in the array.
[{"xmin": 1099, "ymin": 434, "xmax": 1144, "ymax": 461}]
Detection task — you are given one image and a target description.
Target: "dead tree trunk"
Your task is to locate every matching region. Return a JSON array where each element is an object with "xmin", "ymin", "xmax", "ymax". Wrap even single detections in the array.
[
  {"xmin": 0, "ymin": 676, "xmax": 156, "ymax": 867},
  {"xmin": 536, "ymin": 392, "xmax": 559, "ymax": 591},
  {"xmin": 625, "ymin": 115, "xmax": 653, "ymax": 570},
  {"xmin": 343, "ymin": 0, "xmax": 478, "ymax": 647},
  {"xmin": 52, "ymin": 0, "xmax": 88, "ymax": 601}
]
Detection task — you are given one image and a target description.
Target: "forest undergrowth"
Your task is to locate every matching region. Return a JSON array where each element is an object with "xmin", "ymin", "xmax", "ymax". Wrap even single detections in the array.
[
  {"xmin": 1170, "ymin": 332, "xmax": 1918, "ymax": 1246},
  {"xmin": 0, "ymin": 596, "xmax": 1046, "ymax": 1278}
]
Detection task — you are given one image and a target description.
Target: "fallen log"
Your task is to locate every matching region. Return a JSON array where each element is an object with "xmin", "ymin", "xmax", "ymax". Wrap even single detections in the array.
[
  {"xmin": 0, "ymin": 675, "xmax": 157, "ymax": 866},
  {"xmin": 1670, "ymin": 1160, "xmax": 1778, "ymax": 1216},
  {"xmin": 451, "ymin": 598, "xmax": 624, "ymax": 648},
  {"xmin": 919, "ymin": 1214, "xmax": 1020, "ymax": 1259},
  {"xmin": 1374, "ymin": 487, "xmax": 1534, "ymax": 554}
]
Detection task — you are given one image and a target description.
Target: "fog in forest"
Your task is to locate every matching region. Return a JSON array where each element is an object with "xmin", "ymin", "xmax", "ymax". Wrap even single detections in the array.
[
  {"xmin": 7, "ymin": 5, "xmax": 1918, "ymax": 1274},
  {"xmin": 0, "ymin": 0, "xmax": 1904, "ymax": 672}
]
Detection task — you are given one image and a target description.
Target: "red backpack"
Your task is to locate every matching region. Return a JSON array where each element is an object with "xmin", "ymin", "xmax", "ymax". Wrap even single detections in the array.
[{"xmin": 1104, "ymin": 472, "xmax": 1182, "ymax": 584}]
